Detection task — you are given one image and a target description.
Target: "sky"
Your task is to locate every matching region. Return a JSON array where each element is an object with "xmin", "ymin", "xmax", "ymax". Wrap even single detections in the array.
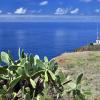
[{"xmin": 0, "ymin": 0, "xmax": 100, "ymax": 15}]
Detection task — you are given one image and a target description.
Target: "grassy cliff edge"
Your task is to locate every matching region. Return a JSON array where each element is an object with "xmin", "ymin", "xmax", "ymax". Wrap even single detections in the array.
[{"xmin": 55, "ymin": 51, "xmax": 100, "ymax": 100}]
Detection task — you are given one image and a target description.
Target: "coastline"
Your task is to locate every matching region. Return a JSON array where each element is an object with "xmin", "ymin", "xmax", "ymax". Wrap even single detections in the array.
[{"xmin": 75, "ymin": 44, "xmax": 100, "ymax": 52}]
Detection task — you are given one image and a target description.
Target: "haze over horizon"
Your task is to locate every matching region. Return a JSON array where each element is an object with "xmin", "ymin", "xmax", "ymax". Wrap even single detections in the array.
[{"xmin": 0, "ymin": 15, "xmax": 100, "ymax": 22}]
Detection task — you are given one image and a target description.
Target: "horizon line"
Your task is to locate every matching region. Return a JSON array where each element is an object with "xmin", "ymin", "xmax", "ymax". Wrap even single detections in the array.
[{"xmin": 0, "ymin": 15, "xmax": 100, "ymax": 22}]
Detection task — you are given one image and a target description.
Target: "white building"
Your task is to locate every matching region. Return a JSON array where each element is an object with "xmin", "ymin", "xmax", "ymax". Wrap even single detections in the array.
[{"xmin": 96, "ymin": 39, "xmax": 100, "ymax": 44}]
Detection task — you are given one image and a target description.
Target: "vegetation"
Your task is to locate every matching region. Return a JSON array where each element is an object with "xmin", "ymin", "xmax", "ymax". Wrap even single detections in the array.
[
  {"xmin": 75, "ymin": 44, "xmax": 100, "ymax": 52},
  {"xmin": 55, "ymin": 51, "xmax": 100, "ymax": 100},
  {"xmin": 0, "ymin": 49, "xmax": 90, "ymax": 100}
]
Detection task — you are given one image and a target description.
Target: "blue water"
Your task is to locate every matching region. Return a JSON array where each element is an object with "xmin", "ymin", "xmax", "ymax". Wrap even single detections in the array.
[{"xmin": 0, "ymin": 22, "xmax": 98, "ymax": 59}]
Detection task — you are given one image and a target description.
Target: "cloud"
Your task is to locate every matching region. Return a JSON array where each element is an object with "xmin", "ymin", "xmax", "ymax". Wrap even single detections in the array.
[
  {"xmin": 7, "ymin": 12, "xmax": 12, "ymax": 15},
  {"xmin": 37, "ymin": 9, "xmax": 42, "ymax": 13},
  {"xmin": 39, "ymin": 1, "xmax": 48, "ymax": 6},
  {"xmin": 80, "ymin": 0, "xmax": 92, "ymax": 2},
  {"xmin": 70, "ymin": 8, "xmax": 79, "ymax": 14},
  {"xmin": 29, "ymin": 10, "xmax": 36, "ymax": 14},
  {"xmin": 54, "ymin": 8, "xmax": 68, "ymax": 15},
  {"xmin": 14, "ymin": 7, "xmax": 26, "ymax": 14},
  {"xmin": 0, "ymin": 10, "xmax": 2, "ymax": 14},
  {"xmin": 95, "ymin": 9, "xmax": 100, "ymax": 13}
]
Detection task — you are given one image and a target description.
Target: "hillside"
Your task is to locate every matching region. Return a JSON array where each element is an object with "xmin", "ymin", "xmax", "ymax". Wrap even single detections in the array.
[
  {"xmin": 55, "ymin": 51, "xmax": 100, "ymax": 100},
  {"xmin": 75, "ymin": 44, "xmax": 100, "ymax": 52}
]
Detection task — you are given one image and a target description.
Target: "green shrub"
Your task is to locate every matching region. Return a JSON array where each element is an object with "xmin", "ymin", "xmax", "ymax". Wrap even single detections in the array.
[
  {"xmin": 0, "ymin": 49, "xmax": 90, "ymax": 100},
  {"xmin": 89, "ymin": 43, "xmax": 93, "ymax": 46}
]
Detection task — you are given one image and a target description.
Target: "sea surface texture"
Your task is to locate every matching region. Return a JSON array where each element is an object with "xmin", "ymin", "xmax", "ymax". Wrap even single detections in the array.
[{"xmin": 0, "ymin": 22, "xmax": 98, "ymax": 59}]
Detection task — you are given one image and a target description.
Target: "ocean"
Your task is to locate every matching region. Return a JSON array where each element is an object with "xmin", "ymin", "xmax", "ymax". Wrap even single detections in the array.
[{"xmin": 0, "ymin": 22, "xmax": 98, "ymax": 59}]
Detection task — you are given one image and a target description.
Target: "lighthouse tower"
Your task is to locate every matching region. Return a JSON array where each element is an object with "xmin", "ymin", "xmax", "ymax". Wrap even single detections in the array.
[{"xmin": 96, "ymin": 24, "xmax": 100, "ymax": 44}]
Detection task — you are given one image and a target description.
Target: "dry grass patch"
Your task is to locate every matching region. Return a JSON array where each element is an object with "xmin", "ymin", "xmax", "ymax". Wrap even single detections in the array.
[{"xmin": 55, "ymin": 51, "xmax": 100, "ymax": 100}]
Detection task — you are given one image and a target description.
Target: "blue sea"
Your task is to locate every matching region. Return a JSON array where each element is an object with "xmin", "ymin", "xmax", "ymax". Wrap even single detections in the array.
[{"xmin": 0, "ymin": 22, "xmax": 98, "ymax": 59}]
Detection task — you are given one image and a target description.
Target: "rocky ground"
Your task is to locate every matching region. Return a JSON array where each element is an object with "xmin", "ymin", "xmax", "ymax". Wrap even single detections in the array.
[{"xmin": 55, "ymin": 51, "xmax": 100, "ymax": 100}]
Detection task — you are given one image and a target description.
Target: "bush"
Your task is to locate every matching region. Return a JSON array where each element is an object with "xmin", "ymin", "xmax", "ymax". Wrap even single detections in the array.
[
  {"xmin": 90, "ymin": 43, "xmax": 94, "ymax": 46},
  {"xmin": 0, "ymin": 49, "xmax": 90, "ymax": 100}
]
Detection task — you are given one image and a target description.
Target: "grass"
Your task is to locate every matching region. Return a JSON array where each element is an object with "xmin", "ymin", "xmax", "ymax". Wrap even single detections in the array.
[{"xmin": 55, "ymin": 51, "xmax": 100, "ymax": 100}]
